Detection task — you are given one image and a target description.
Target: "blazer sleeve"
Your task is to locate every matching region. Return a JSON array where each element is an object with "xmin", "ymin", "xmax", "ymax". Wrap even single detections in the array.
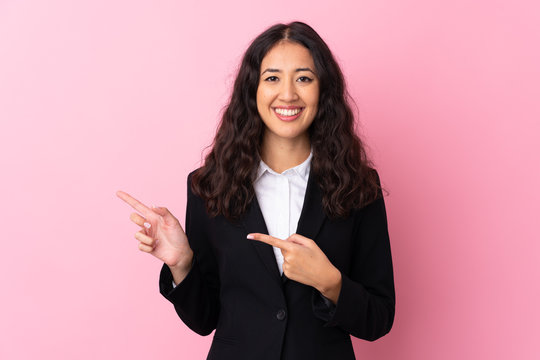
[
  {"xmin": 312, "ymin": 171, "xmax": 396, "ymax": 341},
  {"xmin": 158, "ymin": 171, "xmax": 220, "ymax": 336}
]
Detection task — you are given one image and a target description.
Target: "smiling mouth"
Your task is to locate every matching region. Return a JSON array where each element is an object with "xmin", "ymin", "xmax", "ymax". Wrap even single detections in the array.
[
  {"xmin": 274, "ymin": 107, "xmax": 303, "ymax": 116},
  {"xmin": 273, "ymin": 107, "xmax": 304, "ymax": 121}
]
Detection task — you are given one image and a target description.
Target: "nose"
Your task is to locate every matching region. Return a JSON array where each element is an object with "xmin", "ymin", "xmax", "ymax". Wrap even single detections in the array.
[{"xmin": 278, "ymin": 78, "xmax": 299, "ymax": 102}]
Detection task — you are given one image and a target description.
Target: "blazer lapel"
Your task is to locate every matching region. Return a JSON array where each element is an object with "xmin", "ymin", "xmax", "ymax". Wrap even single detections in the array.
[
  {"xmin": 295, "ymin": 167, "xmax": 326, "ymax": 242},
  {"xmin": 242, "ymin": 195, "xmax": 283, "ymax": 285},
  {"xmin": 242, "ymin": 166, "xmax": 327, "ymax": 286},
  {"xmin": 282, "ymin": 167, "xmax": 327, "ymax": 284}
]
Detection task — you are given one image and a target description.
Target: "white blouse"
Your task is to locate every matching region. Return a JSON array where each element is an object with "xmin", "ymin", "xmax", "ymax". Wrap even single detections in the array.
[{"xmin": 253, "ymin": 150, "xmax": 313, "ymax": 275}]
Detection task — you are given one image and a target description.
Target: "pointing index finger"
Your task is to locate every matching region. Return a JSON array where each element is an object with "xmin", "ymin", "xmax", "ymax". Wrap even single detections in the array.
[
  {"xmin": 116, "ymin": 190, "xmax": 153, "ymax": 216},
  {"xmin": 247, "ymin": 233, "xmax": 291, "ymax": 250}
]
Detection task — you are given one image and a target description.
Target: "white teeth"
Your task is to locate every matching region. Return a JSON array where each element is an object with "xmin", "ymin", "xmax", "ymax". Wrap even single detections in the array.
[{"xmin": 275, "ymin": 108, "xmax": 302, "ymax": 116}]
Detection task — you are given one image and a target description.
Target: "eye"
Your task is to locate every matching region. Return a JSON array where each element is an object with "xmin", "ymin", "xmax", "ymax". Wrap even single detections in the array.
[
  {"xmin": 297, "ymin": 76, "xmax": 313, "ymax": 83},
  {"xmin": 264, "ymin": 76, "xmax": 279, "ymax": 82}
]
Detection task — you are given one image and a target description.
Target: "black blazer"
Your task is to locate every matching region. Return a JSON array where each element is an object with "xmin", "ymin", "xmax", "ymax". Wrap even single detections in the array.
[{"xmin": 159, "ymin": 167, "xmax": 395, "ymax": 360}]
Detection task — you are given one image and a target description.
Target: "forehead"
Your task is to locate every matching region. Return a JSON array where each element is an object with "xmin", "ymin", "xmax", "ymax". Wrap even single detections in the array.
[{"xmin": 261, "ymin": 41, "xmax": 315, "ymax": 70}]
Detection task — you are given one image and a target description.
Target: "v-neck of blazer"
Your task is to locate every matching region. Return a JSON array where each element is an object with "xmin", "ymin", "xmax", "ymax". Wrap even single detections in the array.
[{"xmin": 241, "ymin": 165, "xmax": 327, "ymax": 286}]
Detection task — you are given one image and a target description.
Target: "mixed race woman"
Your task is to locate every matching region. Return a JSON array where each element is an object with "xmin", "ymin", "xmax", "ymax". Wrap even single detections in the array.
[{"xmin": 117, "ymin": 21, "xmax": 395, "ymax": 360}]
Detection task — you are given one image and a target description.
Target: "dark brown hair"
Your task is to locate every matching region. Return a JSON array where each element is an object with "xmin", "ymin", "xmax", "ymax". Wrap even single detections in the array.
[{"xmin": 191, "ymin": 21, "xmax": 380, "ymax": 220}]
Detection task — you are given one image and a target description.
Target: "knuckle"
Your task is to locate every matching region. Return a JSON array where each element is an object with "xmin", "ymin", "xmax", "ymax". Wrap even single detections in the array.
[{"xmin": 138, "ymin": 243, "xmax": 151, "ymax": 252}]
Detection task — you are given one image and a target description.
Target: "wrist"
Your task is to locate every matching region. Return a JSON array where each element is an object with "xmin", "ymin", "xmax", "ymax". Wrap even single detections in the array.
[
  {"xmin": 169, "ymin": 250, "xmax": 194, "ymax": 272},
  {"xmin": 318, "ymin": 266, "xmax": 342, "ymax": 303},
  {"xmin": 168, "ymin": 251, "xmax": 194, "ymax": 286}
]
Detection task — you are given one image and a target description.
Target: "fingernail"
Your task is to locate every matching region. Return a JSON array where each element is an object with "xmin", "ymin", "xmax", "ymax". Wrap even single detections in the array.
[
  {"xmin": 144, "ymin": 222, "xmax": 151, "ymax": 229},
  {"xmin": 246, "ymin": 234, "xmax": 254, "ymax": 239}
]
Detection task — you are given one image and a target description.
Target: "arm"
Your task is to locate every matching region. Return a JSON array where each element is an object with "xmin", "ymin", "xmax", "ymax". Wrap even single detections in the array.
[
  {"xmin": 158, "ymin": 171, "xmax": 220, "ymax": 336},
  {"xmin": 312, "ymin": 173, "xmax": 396, "ymax": 341}
]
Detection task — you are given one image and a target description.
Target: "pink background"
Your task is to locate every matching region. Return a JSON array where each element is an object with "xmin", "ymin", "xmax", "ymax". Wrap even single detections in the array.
[{"xmin": 1, "ymin": 0, "xmax": 538, "ymax": 359}]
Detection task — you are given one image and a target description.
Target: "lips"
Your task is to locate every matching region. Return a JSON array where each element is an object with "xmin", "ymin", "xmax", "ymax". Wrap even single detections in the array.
[{"xmin": 273, "ymin": 107, "xmax": 304, "ymax": 121}]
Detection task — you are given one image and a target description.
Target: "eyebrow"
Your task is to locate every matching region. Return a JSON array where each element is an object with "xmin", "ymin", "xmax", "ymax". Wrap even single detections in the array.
[{"xmin": 261, "ymin": 67, "xmax": 316, "ymax": 75}]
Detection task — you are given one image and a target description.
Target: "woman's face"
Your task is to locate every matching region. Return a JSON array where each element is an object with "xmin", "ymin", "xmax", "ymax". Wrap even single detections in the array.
[{"xmin": 256, "ymin": 41, "xmax": 319, "ymax": 145}]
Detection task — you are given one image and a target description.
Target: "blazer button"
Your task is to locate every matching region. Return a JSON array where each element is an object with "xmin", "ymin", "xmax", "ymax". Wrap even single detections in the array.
[{"xmin": 276, "ymin": 309, "xmax": 286, "ymax": 321}]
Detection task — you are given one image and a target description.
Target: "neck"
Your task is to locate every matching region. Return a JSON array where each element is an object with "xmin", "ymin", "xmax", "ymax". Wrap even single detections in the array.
[{"xmin": 260, "ymin": 132, "xmax": 311, "ymax": 174}]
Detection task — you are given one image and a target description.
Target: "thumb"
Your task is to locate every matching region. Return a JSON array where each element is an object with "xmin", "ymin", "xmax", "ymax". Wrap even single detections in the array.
[
  {"xmin": 152, "ymin": 205, "xmax": 166, "ymax": 214},
  {"xmin": 151, "ymin": 205, "xmax": 174, "ymax": 220}
]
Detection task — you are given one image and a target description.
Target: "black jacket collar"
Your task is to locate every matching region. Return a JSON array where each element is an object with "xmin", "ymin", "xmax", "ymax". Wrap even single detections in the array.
[{"xmin": 242, "ymin": 166, "xmax": 326, "ymax": 285}]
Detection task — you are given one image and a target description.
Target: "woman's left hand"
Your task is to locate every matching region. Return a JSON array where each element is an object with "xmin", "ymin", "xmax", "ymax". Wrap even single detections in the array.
[{"xmin": 247, "ymin": 233, "xmax": 342, "ymax": 304}]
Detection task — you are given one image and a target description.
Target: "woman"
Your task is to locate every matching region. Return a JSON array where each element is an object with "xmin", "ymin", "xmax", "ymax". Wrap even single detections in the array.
[{"xmin": 117, "ymin": 21, "xmax": 395, "ymax": 360}]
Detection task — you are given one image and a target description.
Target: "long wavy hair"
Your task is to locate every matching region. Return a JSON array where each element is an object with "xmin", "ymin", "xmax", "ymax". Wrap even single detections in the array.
[{"xmin": 191, "ymin": 21, "xmax": 380, "ymax": 221}]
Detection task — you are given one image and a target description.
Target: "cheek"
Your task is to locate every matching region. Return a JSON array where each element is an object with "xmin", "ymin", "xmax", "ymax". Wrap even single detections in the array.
[
  {"xmin": 307, "ymin": 90, "xmax": 319, "ymax": 121},
  {"xmin": 301, "ymin": 87, "xmax": 319, "ymax": 108},
  {"xmin": 256, "ymin": 87, "xmax": 269, "ymax": 110},
  {"xmin": 310, "ymin": 89, "xmax": 320, "ymax": 107}
]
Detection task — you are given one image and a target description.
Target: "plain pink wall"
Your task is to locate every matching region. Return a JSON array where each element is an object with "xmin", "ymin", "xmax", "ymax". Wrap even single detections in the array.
[{"xmin": 1, "ymin": 0, "xmax": 538, "ymax": 359}]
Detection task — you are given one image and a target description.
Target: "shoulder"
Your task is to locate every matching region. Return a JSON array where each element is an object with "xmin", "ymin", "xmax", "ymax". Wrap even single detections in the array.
[
  {"xmin": 186, "ymin": 167, "xmax": 207, "ymax": 209},
  {"xmin": 187, "ymin": 167, "xmax": 202, "ymax": 185},
  {"xmin": 369, "ymin": 167, "xmax": 383, "ymax": 197},
  {"xmin": 365, "ymin": 166, "xmax": 380, "ymax": 184},
  {"xmin": 186, "ymin": 167, "xmax": 204, "ymax": 193},
  {"xmin": 352, "ymin": 167, "xmax": 385, "ymax": 213},
  {"xmin": 359, "ymin": 166, "xmax": 383, "ymax": 198}
]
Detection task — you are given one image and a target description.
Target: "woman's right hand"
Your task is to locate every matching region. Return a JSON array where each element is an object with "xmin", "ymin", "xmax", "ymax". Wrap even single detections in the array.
[{"xmin": 116, "ymin": 190, "xmax": 193, "ymax": 270}]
